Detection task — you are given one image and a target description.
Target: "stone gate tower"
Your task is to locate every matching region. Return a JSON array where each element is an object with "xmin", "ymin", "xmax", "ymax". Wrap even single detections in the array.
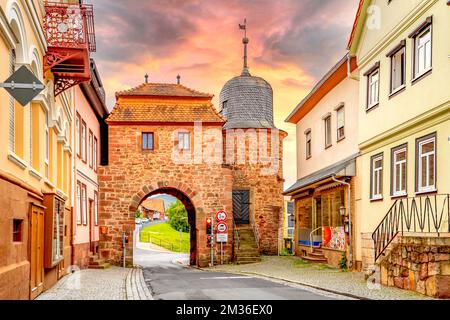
[{"xmin": 220, "ymin": 20, "xmax": 286, "ymax": 256}]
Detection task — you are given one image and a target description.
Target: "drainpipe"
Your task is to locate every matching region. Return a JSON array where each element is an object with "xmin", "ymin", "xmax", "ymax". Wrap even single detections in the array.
[{"xmin": 332, "ymin": 175, "xmax": 353, "ymax": 270}]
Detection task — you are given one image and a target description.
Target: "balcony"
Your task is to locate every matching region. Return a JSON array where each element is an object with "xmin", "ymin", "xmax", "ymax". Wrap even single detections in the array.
[{"xmin": 43, "ymin": 1, "xmax": 96, "ymax": 96}]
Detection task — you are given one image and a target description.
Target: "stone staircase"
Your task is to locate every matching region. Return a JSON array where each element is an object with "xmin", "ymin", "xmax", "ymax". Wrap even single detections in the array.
[
  {"xmin": 301, "ymin": 246, "xmax": 328, "ymax": 263},
  {"xmin": 234, "ymin": 224, "xmax": 261, "ymax": 264},
  {"xmin": 88, "ymin": 254, "xmax": 111, "ymax": 269}
]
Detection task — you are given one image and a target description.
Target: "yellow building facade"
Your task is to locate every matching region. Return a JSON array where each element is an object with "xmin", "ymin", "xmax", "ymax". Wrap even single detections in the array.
[
  {"xmin": 348, "ymin": 0, "xmax": 450, "ymax": 271},
  {"xmin": 0, "ymin": 0, "xmax": 73, "ymax": 299}
]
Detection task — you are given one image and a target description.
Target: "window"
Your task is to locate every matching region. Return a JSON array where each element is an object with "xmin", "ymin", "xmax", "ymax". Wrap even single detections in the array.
[
  {"xmin": 371, "ymin": 154, "xmax": 383, "ymax": 200},
  {"xmin": 178, "ymin": 132, "xmax": 190, "ymax": 150},
  {"xmin": 305, "ymin": 130, "xmax": 312, "ymax": 159},
  {"xmin": 391, "ymin": 145, "xmax": 407, "ymax": 197},
  {"xmin": 82, "ymin": 184, "xmax": 87, "ymax": 225},
  {"xmin": 45, "ymin": 110, "xmax": 50, "ymax": 178},
  {"xmin": 336, "ymin": 106, "xmax": 345, "ymax": 141},
  {"xmin": 76, "ymin": 113, "xmax": 81, "ymax": 157},
  {"xmin": 222, "ymin": 100, "xmax": 228, "ymax": 113},
  {"xmin": 76, "ymin": 182, "xmax": 82, "ymax": 225},
  {"xmin": 413, "ymin": 25, "xmax": 432, "ymax": 79},
  {"xmin": 390, "ymin": 46, "xmax": 405, "ymax": 93},
  {"xmin": 13, "ymin": 219, "xmax": 23, "ymax": 242},
  {"xmin": 367, "ymin": 68, "xmax": 379, "ymax": 109},
  {"xmin": 81, "ymin": 121, "xmax": 87, "ymax": 162},
  {"xmin": 324, "ymin": 115, "xmax": 332, "ymax": 148},
  {"xmin": 416, "ymin": 133, "xmax": 436, "ymax": 193},
  {"xmin": 89, "ymin": 130, "xmax": 93, "ymax": 168},
  {"xmin": 94, "ymin": 191, "xmax": 99, "ymax": 226},
  {"xmin": 142, "ymin": 132, "xmax": 154, "ymax": 151},
  {"xmin": 94, "ymin": 137, "xmax": 98, "ymax": 171}
]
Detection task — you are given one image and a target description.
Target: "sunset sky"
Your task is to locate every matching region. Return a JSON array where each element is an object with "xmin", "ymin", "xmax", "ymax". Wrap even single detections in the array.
[{"xmin": 92, "ymin": 0, "xmax": 360, "ymax": 189}]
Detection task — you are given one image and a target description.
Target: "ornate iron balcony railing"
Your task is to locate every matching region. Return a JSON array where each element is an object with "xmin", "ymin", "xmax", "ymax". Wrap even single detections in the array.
[
  {"xmin": 43, "ymin": 1, "xmax": 96, "ymax": 52},
  {"xmin": 372, "ymin": 194, "xmax": 450, "ymax": 262}
]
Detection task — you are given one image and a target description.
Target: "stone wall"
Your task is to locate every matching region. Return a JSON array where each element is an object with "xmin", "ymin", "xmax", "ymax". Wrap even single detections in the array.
[
  {"xmin": 99, "ymin": 124, "xmax": 233, "ymax": 267},
  {"xmin": 224, "ymin": 129, "xmax": 286, "ymax": 255},
  {"xmin": 380, "ymin": 236, "xmax": 450, "ymax": 298}
]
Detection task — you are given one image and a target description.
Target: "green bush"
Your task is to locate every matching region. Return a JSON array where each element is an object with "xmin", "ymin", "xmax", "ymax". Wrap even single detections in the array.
[
  {"xmin": 166, "ymin": 200, "xmax": 190, "ymax": 232},
  {"xmin": 339, "ymin": 251, "xmax": 348, "ymax": 270}
]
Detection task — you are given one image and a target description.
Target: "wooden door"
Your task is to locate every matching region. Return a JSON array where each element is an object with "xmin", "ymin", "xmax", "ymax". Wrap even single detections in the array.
[
  {"xmin": 232, "ymin": 190, "xmax": 250, "ymax": 224},
  {"xmin": 30, "ymin": 205, "xmax": 44, "ymax": 300}
]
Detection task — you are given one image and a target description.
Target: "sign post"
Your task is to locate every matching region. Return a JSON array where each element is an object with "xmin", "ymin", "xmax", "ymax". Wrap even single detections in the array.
[
  {"xmin": 215, "ymin": 210, "xmax": 228, "ymax": 265},
  {"xmin": 210, "ymin": 214, "xmax": 214, "ymax": 266},
  {"xmin": 179, "ymin": 228, "xmax": 182, "ymax": 253}
]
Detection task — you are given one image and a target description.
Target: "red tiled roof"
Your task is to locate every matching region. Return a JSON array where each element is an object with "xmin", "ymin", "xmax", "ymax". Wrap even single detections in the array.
[
  {"xmin": 107, "ymin": 102, "xmax": 225, "ymax": 123},
  {"xmin": 116, "ymin": 83, "xmax": 213, "ymax": 99}
]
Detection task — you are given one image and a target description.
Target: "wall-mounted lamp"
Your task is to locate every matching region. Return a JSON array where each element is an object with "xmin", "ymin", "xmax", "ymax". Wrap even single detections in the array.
[{"xmin": 339, "ymin": 206, "xmax": 346, "ymax": 217}]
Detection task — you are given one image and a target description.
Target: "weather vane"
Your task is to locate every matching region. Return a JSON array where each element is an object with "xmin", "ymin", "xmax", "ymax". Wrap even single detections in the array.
[{"xmin": 239, "ymin": 18, "xmax": 247, "ymax": 38}]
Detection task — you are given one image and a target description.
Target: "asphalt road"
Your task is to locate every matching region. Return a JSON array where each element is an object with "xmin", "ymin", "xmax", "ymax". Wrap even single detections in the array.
[{"xmin": 134, "ymin": 247, "xmax": 347, "ymax": 300}]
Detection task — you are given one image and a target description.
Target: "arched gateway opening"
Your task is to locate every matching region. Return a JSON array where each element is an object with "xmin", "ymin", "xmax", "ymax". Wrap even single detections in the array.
[{"xmin": 134, "ymin": 187, "xmax": 197, "ymax": 266}]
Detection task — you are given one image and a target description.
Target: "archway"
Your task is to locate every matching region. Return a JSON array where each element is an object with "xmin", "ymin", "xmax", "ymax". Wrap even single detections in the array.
[{"xmin": 132, "ymin": 187, "xmax": 198, "ymax": 266}]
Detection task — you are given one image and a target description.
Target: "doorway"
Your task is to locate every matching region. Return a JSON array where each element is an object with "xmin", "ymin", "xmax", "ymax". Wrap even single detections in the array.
[
  {"xmin": 30, "ymin": 204, "xmax": 44, "ymax": 300},
  {"xmin": 232, "ymin": 190, "xmax": 250, "ymax": 224}
]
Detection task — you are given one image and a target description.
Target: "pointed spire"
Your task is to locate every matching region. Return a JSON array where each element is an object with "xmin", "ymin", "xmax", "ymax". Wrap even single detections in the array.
[
  {"xmin": 239, "ymin": 18, "xmax": 250, "ymax": 76},
  {"xmin": 144, "ymin": 73, "xmax": 149, "ymax": 84},
  {"xmin": 177, "ymin": 74, "xmax": 181, "ymax": 84}
]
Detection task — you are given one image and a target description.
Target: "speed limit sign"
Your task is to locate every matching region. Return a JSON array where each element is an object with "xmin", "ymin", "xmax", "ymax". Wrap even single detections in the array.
[{"xmin": 216, "ymin": 222, "xmax": 228, "ymax": 234}]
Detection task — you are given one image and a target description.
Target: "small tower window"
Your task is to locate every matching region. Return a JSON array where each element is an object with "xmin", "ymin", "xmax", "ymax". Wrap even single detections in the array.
[{"xmin": 13, "ymin": 219, "xmax": 23, "ymax": 242}]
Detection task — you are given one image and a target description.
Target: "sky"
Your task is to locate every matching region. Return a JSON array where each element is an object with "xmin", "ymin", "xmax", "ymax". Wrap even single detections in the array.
[{"xmin": 91, "ymin": 0, "xmax": 360, "ymax": 189}]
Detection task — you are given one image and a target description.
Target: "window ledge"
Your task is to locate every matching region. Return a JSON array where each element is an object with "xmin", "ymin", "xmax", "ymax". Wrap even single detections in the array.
[
  {"xmin": 389, "ymin": 85, "xmax": 406, "ymax": 99},
  {"xmin": 325, "ymin": 144, "xmax": 332, "ymax": 150},
  {"xmin": 44, "ymin": 179, "xmax": 56, "ymax": 189},
  {"xmin": 7, "ymin": 152, "xmax": 27, "ymax": 170},
  {"xmin": 366, "ymin": 103, "xmax": 379, "ymax": 113},
  {"xmin": 391, "ymin": 193, "xmax": 407, "ymax": 199},
  {"xmin": 415, "ymin": 189, "xmax": 437, "ymax": 196},
  {"xmin": 412, "ymin": 69, "xmax": 432, "ymax": 85},
  {"xmin": 370, "ymin": 196, "xmax": 383, "ymax": 202},
  {"xmin": 29, "ymin": 168, "xmax": 43, "ymax": 181},
  {"xmin": 337, "ymin": 136, "xmax": 345, "ymax": 143}
]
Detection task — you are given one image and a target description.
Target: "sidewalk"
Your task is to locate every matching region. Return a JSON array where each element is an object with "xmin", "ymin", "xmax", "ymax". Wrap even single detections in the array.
[
  {"xmin": 205, "ymin": 256, "xmax": 435, "ymax": 300},
  {"xmin": 36, "ymin": 266, "xmax": 152, "ymax": 300}
]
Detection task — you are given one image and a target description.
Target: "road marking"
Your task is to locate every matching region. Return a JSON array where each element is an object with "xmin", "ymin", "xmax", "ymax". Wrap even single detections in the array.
[{"xmin": 199, "ymin": 276, "xmax": 251, "ymax": 280}]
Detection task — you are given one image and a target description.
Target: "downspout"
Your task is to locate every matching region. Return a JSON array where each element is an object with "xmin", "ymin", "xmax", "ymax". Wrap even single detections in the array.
[{"xmin": 332, "ymin": 175, "xmax": 353, "ymax": 270}]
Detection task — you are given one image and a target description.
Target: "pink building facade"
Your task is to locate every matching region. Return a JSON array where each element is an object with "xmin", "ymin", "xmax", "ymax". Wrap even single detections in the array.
[{"xmin": 72, "ymin": 60, "xmax": 108, "ymax": 269}]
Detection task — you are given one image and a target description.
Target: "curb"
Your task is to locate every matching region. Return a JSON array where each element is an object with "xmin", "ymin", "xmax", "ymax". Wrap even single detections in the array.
[
  {"xmin": 126, "ymin": 267, "xmax": 154, "ymax": 300},
  {"xmin": 201, "ymin": 268, "xmax": 370, "ymax": 300}
]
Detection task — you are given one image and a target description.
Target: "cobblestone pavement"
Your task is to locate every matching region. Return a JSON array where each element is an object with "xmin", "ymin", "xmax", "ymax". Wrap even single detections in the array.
[
  {"xmin": 206, "ymin": 256, "xmax": 436, "ymax": 300},
  {"xmin": 36, "ymin": 266, "xmax": 152, "ymax": 300}
]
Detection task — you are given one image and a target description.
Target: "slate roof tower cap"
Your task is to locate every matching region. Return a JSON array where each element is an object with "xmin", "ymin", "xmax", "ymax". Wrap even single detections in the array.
[{"xmin": 219, "ymin": 19, "xmax": 275, "ymax": 130}]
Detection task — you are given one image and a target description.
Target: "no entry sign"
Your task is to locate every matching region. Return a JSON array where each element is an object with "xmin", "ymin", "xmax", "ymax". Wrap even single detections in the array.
[
  {"xmin": 216, "ymin": 222, "xmax": 228, "ymax": 234},
  {"xmin": 216, "ymin": 210, "xmax": 228, "ymax": 222}
]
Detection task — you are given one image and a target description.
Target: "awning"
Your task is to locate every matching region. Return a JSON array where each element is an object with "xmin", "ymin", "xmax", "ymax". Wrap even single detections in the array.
[{"xmin": 284, "ymin": 153, "xmax": 359, "ymax": 196}]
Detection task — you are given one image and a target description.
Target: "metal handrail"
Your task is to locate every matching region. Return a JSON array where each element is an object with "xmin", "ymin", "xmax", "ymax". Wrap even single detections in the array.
[
  {"xmin": 233, "ymin": 218, "xmax": 240, "ymax": 250},
  {"xmin": 309, "ymin": 227, "xmax": 323, "ymax": 253},
  {"xmin": 249, "ymin": 212, "xmax": 261, "ymax": 249},
  {"xmin": 372, "ymin": 194, "xmax": 450, "ymax": 262}
]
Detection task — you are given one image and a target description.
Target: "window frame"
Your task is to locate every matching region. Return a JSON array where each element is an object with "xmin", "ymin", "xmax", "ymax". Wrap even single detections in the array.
[
  {"xmin": 82, "ymin": 183, "xmax": 88, "ymax": 226},
  {"xmin": 13, "ymin": 219, "xmax": 23, "ymax": 242},
  {"xmin": 45, "ymin": 110, "xmax": 50, "ymax": 178},
  {"xmin": 81, "ymin": 120, "xmax": 87, "ymax": 163},
  {"xmin": 88, "ymin": 130, "xmax": 93, "ymax": 168},
  {"xmin": 367, "ymin": 68, "xmax": 380, "ymax": 110},
  {"xmin": 76, "ymin": 113, "xmax": 81, "ymax": 158},
  {"xmin": 177, "ymin": 132, "xmax": 190, "ymax": 151},
  {"xmin": 416, "ymin": 133, "xmax": 437, "ymax": 194},
  {"xmin": 335, "ymin": 105, "xmax": 345, "ymax": 141},
  {"xmin": 93, "ymin": 136, "xmax": 98, "ymax": 172},
  {"xmin": 391, "ymin": 144, "xmax": 408, "ymax": 198},
  {"xmin": 370, "ymin": 153, "xmax": 384, "ymax": 201},
  {"xmin": 76, "ymin": 181, "xmax": 82, "ymax": 225},
  {"xmin": 323, "ymin": 114, "xmax": 332, "ymax": 149},
  {"xmin": 412, "ymin": 24, "xmax": 432, "ymax": 81},
  {"xmin": 305, "ymin": 129, "xmax": 312, "ymax": 160},
  {"xmin": 142, "ymin": 132, "xmax": 154, "ymax": 151},
  {"xmin": 389, "ymin": 45, "xmax": 406, "ymax": 95}
]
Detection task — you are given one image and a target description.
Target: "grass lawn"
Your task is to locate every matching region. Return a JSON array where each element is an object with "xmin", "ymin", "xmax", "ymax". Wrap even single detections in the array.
[{"xmin": 140, "ymin": 222, "xmax": 190, "ymax": 253}]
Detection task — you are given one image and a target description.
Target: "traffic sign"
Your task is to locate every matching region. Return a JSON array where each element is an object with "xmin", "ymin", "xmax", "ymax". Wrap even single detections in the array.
[
  {"xmin": 0, "ymin": 65, "xmax": 45, "ymax": 106},
  {"xmin": 216, "ymin": 233, "xmax": 228, "ymax": 243},
  {"xmin": 216, "ymin": 222, "xmax": 228, "ymax": 234},
  {"xmin": 216, "ymin": 210, "xmax": 228, "ymax": 222}
]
